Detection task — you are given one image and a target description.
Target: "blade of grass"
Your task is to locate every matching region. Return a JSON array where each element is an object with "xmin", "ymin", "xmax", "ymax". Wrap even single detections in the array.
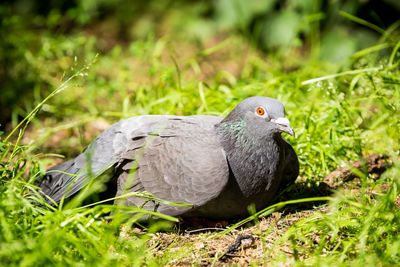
[
  {"xmin": 218, "ymin": 196, "xmax": 332, "ymax": 235},
  {"xmin": 301, "ymin": 67, "xmax": 382, "ymax": 85},
  {"xmin": 339, "ymin": 11, "xmax": 385, "ymax": 34},
  {"xmin": 4, "ymin": 70, "xmax": 83, "ymax": 143},
  {"xmin": 389, "ymin": 41, "xmax": 400, "ymax": 66}
]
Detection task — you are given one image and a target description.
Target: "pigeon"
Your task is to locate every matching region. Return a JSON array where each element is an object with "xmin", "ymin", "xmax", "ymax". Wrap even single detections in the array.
[{"xmin": 39, "ymin": 96, "xmax": 299, "ymax": 219}]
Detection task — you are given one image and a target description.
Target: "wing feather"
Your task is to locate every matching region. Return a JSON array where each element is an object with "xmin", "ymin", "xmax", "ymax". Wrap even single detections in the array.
[
  {"xmin": 40, "ymin": 115, "xmax": 229, "ymax": 217},
  {"xmin": 116, "ymin": 116, "xmax": 229, "ymax": 216}
]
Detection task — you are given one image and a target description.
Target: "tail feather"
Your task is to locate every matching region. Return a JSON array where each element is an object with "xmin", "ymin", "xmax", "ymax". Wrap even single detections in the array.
[
  {"xmin": 38, "ymin": 159, "xmax": 84, "ymax": 203},
  {"xmin": 38, "ymin": 158, "xmax": 118, "ymax": 204}
]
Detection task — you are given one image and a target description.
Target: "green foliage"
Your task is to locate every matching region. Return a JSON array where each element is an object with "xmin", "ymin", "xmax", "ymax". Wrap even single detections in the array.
[
  {"xmin": 276, "ymin": 166, "xmax": 400, "ymax": 265},
  {"xmin": 2, "ymin": 0, "xmax": 399, "ymax": 125},
  {"xmin": 0, "ymin": 127, "xmax": 177, "ymax": 266},
  {"xmin": 0, "ymin": 0, "xmax": 399, "ymax": 266}
]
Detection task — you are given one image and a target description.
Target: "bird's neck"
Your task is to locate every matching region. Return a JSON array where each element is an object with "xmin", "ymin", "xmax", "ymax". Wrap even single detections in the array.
[{"xmin": 215, "ymin": 120, "xmax": 282, "ymax": 197}]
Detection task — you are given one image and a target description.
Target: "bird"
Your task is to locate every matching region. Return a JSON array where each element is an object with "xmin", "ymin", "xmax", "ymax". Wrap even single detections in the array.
[{"xmin": 39, "ymin": 96, "xmax": 299, "ymax": 219}]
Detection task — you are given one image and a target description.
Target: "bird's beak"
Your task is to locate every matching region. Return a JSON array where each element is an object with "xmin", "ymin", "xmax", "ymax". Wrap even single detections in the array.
[{"xmin": 271, "ymin": 117, "xmax": 295, "ymax": 136}]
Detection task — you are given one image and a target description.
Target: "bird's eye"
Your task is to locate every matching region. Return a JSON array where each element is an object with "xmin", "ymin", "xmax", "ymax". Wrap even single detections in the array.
[{"xmin": 255, "ymin": 106, "xmax": 267, "ymax": 117}]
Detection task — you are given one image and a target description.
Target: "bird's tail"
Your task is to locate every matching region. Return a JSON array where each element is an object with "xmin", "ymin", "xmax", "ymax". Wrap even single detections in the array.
[
  {"xmin": 37, "ymin": 159, "xmax": 82, "ymax": 204},
  {"xmin": 37, "ymin": 157, "xmax": 118, "ymax": 205}
]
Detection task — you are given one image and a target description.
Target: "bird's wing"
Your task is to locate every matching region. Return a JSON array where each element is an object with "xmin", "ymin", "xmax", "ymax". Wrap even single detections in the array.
[
  {"xmin": 115, "ymin": 116, "xmax": 230, "ymax": 216},
  {"xmin": 39, "ymin": 115, "xmax": 230, "ymax": 216},
  {"xmin": 40, "ymin": 115, "xmax": 178, "ymax": 202}
]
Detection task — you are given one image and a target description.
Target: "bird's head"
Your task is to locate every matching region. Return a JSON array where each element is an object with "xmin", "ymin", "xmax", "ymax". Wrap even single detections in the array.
[{"xmin": 221, "ymin": 96, "xmax": 294, "ymax": 136}]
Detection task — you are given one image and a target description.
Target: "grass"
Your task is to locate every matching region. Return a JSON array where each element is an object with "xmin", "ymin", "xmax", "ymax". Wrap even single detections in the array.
[{"xmin": 1, "ymin": 20, "xmax": 400, "ymax": 266}]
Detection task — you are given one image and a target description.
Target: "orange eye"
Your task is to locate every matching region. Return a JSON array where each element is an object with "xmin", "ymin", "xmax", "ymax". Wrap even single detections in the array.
[{"xmin": 255, "ymin": 106, "xmax": 266, "ymax": 117}]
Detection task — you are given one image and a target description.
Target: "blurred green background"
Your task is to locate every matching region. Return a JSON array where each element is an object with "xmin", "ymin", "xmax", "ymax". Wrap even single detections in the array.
[
  {"xmin": 1, "ymin": 2, "xmax": 399, "ymax": 266},
  {"xmin": 1, "ymin": 0, "xmax": 399, "ymax": 130}
]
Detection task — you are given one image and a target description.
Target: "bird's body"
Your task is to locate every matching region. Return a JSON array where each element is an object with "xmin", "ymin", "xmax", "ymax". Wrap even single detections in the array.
[{"xmin": 40, "ymin": 97, "xmax": 299, "ymax": 219}]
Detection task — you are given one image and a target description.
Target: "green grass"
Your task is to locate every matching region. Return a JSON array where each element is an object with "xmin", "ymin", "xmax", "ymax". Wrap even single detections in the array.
[{"xmin": 1, "ymin": 19, "xmax": 400, "ymax": 266}]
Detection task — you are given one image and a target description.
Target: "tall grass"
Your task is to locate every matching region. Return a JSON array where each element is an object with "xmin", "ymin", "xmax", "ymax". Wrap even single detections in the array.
[{"xmin": 1, "ymin": 24, "xmax": 399, "ymax": 266}]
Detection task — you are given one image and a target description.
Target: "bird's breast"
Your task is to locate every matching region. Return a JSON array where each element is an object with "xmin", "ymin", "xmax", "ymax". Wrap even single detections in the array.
[{"xmin": 226, "ymin": 138, "xmax": 282, "ymax": 197}]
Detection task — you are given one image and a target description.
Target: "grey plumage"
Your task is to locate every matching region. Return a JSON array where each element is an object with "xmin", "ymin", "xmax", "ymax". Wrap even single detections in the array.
[{"xmin": 39, "ymin": 96, "xmax": 299, "ymax": 219}]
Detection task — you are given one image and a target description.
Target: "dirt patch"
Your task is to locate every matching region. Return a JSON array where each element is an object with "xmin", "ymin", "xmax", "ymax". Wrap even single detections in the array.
[
  {"xmin": 323, "ymin": 154, "xmax": 391, "ymax": 189},
  {"xmin": 144, "ymin": 207, "xmax": 327, "ymax": 266}
]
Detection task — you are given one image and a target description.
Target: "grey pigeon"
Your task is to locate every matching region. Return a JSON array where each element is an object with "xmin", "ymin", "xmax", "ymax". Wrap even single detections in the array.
[{"xmin": 39, "ymin": 96, "xmax": 299, "ymax": 219}]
